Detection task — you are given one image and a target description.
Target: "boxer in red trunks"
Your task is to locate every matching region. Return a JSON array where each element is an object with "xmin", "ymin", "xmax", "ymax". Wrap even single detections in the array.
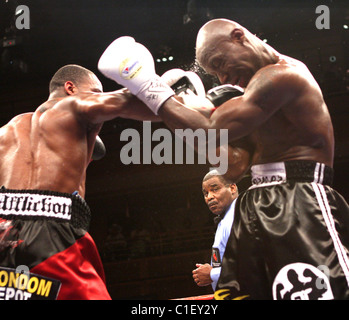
[{"xmin": 0, "ymin": 64, "xmax": 158, "ymax": 300}]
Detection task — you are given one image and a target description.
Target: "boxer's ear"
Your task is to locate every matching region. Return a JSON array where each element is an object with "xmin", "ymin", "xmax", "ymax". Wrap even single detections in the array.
[
  {"xmin": 64, "ymin": 81, "xmax": 77, "ymax": 95},
  {"xmin": 230, "ymin": 28, "xmax": 245, "ymax": 43}
]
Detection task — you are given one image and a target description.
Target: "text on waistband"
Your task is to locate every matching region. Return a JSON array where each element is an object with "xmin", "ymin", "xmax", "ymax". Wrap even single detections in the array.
[{"xmin": 0, "ymin": 193, "xmax": 72, "ymax": 220}]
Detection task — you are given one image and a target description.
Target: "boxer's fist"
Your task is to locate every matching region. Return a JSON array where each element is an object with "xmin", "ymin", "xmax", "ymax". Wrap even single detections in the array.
[
  {"xmin": 98, "ymin": 37, "xmax": 151, "ymax": 94},
  {"xmin": 98, "ymin": 36, "xmax": 174, "ymax": 114}
]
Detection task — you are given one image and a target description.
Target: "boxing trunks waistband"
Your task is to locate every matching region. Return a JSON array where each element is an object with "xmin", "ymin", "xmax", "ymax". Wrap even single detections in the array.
[
  {"xmin": 0, "ymin": 188, "xmax": 91, "ymax": 230},
  {"xmin": 250, "ymin": 160, "xmax": 333, "ymax": 189}
]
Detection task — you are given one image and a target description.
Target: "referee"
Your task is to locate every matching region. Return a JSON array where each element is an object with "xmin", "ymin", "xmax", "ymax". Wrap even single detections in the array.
[{"xmin": 192, "ymin": 170, "xmax": 238, "ymax": 291}]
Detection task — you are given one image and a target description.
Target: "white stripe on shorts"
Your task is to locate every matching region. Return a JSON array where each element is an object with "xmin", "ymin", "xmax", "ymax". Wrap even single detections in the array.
[
  {"xmin": 312, "ymin": 182, "xmax": 349, "ymax": 286},
  {"xmin": 314, "ymin": 163, "xmax": 325, "ymax": 184}
]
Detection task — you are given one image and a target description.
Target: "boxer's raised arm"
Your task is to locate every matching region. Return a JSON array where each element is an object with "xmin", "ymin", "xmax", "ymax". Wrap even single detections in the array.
[
  {"xmin": 96, "ymin": 36, "xmax": 285, "ymax": 144},
  {"xmin": 73, "ymin": 88, "xmax": 160, "ymax": 124}
]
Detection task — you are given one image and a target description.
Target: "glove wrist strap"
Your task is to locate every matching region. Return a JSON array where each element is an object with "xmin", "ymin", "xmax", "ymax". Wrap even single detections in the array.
[{"xmin": 136, "ymin": 77, "xmax": 175, "ymax": 114}]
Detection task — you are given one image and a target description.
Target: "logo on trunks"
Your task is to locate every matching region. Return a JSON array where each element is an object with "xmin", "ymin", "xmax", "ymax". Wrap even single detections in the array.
[
  {"xmin": 0, "ymin": 218, "xmax": 23, "ymax": 250},
  {"xmin": 0, "ymin": 193, "xmax": 72, "ymax": 221},
  {"xmin": 214, "ymin": 289, "xmax": 249, "ymax": 300},
  {"xmin": 272, "ymin": 263, "xmax": 334, "ymax": 300},
  {"xmin": 252, "ymin": 174, "xmax": 284, "ymax": 186},
  {"xmin": 120, "ymin": 58, "xmax": 142, "ymax": 80},
  {"xmin": 0, "ymin": 266, "xmax": 61, "ymax": 300}
]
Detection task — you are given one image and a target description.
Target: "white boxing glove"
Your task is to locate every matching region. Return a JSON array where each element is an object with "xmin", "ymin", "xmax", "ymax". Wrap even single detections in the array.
[
  {"xmin": 98, "ymin": 36, "xmax": 174, "ymax": 114},
  {"xmin": 161, "ymin": 68, "xmax": 245, "ymax": 118},
  {"xmin": 161, "ymin": 68, "xmax": 215, "ymax": 117},
  {"xmin": 161, "ymin": 68, "xmax": 206, "ymax": 97}
]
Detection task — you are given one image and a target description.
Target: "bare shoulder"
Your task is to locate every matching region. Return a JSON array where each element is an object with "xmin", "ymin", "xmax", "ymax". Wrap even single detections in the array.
[
  {"xmin": 30, "ymin": 98, "xmax": 85, "ymax": 135},
  {"xmin": 0, "ymin": 112, "xmax": 33, "ymax": 129},
  {"xmin": 34, "ymin": 97, "xmax": 82, "ymax": 121},
  {"xmin": 9, "ymin": 112, "xmax": 33, "ymax": 122},
  {"xmin": 259, "ymin": 56, "xmax": 316, "ymax": 88},
  {"xmin": 41, "ymin": 96, "xmax": 104, "ymax": 133},
  {"xmin": 0, "ymin": 113, "xmax": 33, "ymax": 146},
  {"xmin": 245, "ymin": 56, "xmax": 320, "ymax": 108}
]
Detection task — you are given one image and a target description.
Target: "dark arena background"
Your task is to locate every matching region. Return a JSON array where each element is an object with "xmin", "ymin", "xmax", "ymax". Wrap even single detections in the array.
[{"xmin": 0, "ymin": 0, "xmax": 348, "ymax": 300}]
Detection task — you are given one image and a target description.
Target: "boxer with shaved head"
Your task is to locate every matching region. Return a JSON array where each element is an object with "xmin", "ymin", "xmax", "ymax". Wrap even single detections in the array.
[{"xmin": 99, "ymin": 18, "xmax": 349, "ymax": 299}]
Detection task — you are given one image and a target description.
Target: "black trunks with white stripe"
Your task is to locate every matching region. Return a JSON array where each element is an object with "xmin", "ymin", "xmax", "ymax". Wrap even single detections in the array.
[{"xmin": 215, "ymin": 160, "xmax": 349, "ymax": 300}]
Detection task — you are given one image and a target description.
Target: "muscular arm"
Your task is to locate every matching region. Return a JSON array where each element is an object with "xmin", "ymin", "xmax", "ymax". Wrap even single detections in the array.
[
  {"xmin": 220, "ymin": 141, "xmax": 253, "ymax": 182},
  {"xmin": 73, "ymin": 88, "xmax": 160, "ymax": 124},
  {"xmin": 171, "ymin": 95, "xmax": 253, "ymax": 182},
  {"xmin": 158, "ymin": 66, "xmax": 293, "ymax": 143}
]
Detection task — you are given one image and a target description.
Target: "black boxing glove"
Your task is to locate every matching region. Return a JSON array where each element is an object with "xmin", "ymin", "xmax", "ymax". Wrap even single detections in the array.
[
  {"xmin": 206, "ymin": 84, "xmax": 244, "ymax": 107},
  {"xmin": 92, "ymin": 135, "xmax": 106, "ymax": 160}
]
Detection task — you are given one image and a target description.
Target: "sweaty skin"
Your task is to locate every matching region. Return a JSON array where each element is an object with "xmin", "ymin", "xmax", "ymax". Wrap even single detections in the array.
[
  {"xmin": 158, "ymin": 19, "xmax": 334, "ymax": 181},
  {"xmin": 0, "ymin": 73, "xmax": 158, "ymax": 197}
]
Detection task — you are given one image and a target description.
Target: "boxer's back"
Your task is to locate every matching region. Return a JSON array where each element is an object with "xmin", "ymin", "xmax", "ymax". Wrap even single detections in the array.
[{"xmin": 0, "ymin": 98, "xmax": 97, "ymax": 195}]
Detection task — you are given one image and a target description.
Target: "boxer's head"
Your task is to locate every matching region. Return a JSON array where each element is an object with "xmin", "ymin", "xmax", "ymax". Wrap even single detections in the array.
[
  {"xmin": 202, "ymin": 170, "xmax": 238, "ymax": 216},
  {"xmin": 195, "ymin": 18, "xmax": 277, "ymax": 88},
  {"xmin": 49, "ymin": 64, "xmax": 103, "ymax": 97}
]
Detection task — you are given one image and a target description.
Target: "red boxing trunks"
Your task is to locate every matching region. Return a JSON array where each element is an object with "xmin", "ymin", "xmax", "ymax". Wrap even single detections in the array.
[
  {"xmin": 0, "ymin": 188, "xmax": 111, "ymax": 300},
  {"xmin": 215, "ymin": 161, "xmax": 349, "ymax": 300}
]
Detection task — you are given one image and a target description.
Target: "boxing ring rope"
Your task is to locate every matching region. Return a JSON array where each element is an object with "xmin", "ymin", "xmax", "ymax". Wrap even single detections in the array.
[{"xmin": 173, "ymin": 294, "xmax": 214, "ymax": 300}]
